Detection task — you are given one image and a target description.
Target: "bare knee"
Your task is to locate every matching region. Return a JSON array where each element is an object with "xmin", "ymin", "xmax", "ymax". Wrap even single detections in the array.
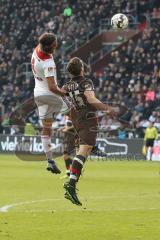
[
  {"xmin": 77, "ymin": 145, "xmax": 93, "ymax": 158},
  {"xmin": 42, "ymin": 119, "xmax": 53, "ymax": 136},
  {"xmin": 63, "ymin": 153, "xmax": 70, "ymax": 161}
]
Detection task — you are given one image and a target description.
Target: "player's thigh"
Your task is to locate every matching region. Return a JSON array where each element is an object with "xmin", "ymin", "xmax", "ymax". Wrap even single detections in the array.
[
  {"xmin": 78, "ymin": 144, "xmax": 93, "ymax": 157},
  {"xmin": 78, "ymin": 124, "xmax": 97, "ymax": 146},
  {"xmin": 35, "ymin": 96, "xmax": 54, "ymax": 119},
  {"xmin": 35, "ymin": 95, "xmax": 68, "ymax": 119}
]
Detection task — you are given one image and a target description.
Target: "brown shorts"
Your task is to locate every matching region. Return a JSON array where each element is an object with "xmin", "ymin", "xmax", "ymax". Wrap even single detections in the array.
[{"xmin": 71, "ymin": 109, "xmax": 98, "ymax": 146}]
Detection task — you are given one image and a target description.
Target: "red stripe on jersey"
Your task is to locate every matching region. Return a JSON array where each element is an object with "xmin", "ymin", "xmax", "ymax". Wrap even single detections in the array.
[{"xmin": 35, "ymin": 46, "xmax": 52, "ymax": 61}]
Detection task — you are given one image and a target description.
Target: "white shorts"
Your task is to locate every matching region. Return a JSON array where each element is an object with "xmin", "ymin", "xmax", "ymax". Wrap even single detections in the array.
[{"xmin": 35, "ymin": 94, "xmax": 70, "ymax": 119}]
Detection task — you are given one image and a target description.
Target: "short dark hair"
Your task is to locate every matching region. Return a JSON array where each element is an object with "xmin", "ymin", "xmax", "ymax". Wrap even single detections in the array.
[
  {"xmin": 39, "ymin": 33, "xmax": 57, "ymax": 53},
  {"xmin": 67, "ymin": 57, "xmax": 84, "ymax": 76},
  {"xmin": 83, "ymin": 62, "xmax": 89, "ymax": 74}
]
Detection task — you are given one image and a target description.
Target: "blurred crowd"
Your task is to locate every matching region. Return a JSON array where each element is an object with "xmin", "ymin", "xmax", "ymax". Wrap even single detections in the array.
[
  {"xmin": 95, "ymin": 24, "xmax": 160, "ymax": 137},
  {"xmin": 1, "ymin": 0, "xmax": 160, "ymax": 137}
]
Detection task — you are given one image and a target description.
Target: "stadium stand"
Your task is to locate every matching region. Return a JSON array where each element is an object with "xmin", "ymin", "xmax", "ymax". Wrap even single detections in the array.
[{"xmin": 0, "ymin": 0, "xmax": 160, "ymax": 136}]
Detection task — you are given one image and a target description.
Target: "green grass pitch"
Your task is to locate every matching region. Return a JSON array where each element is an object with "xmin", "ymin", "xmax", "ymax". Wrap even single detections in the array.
[{"xmin": 0, "ymin": 154, "xmax": 160, "ymax": 240}]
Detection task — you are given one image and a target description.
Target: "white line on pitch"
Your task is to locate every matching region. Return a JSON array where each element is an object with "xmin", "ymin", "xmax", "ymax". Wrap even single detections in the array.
[
  {"xmin": 0, "ymin": 198, "xmax": 61, "ymax": 212},
  {"xmin": 1, "ymin": 195, "xmax": 160, "ymax": 213}
]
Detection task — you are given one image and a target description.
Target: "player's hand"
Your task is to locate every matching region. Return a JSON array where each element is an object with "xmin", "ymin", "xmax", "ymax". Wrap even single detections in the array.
[
  {"xmin": 57, "ymin": 126, "xmax": 65, "ymax": 132},
  {"xmin": 61, "ymin": 86, "xmax": 67, "ymax": 95},
  {"xmin": 105, "ymin": 106, "xmax": 119, "ymax": 116},
  {"xmin": 62, "ymin": 127, "xmax": 70, "ymax": 132},
  {"xmin": 62, "ymin": 128, "xmax": 67, "ymax": 133},
  {"xmin": 105, "ymin": 105, "xmax": 128, "ymax": 117},
  {"xmin": 113, "ymin": 105, "xmax": 128, "ymax": 117}
]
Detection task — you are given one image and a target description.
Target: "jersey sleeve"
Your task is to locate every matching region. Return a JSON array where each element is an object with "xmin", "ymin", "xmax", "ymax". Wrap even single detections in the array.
[
  {"xmin": 83, "ymin": 79, "xmax": 94, "ymax": 91},
  {"xmin": 43, "ymin": 60, "xmax": 56, "ymax": 78}
]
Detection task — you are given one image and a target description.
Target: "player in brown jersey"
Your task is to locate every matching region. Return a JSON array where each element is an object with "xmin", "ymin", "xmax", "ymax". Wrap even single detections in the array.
[
  {"xmin": 63, "ymin": 57, "xmax": 121, "ymax": 205},
  {"xmin": 58, "ymin": 115, "xmax": 78, "ymax": 178}
]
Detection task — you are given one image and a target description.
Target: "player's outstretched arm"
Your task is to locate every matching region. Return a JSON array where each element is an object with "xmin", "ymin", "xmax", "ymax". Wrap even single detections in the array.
[{"xmin": 84, "ymin": 90, "xmax": 118, "ymax": 116}]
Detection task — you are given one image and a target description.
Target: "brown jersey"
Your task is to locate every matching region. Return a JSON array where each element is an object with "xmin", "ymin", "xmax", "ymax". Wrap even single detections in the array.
[
  {"xmin": 64, "ymin": 76, "xmax": 96, "ymax": 112},
  {"xmin": 64, "ymin": 76, "xmax": 98, "ymax": 146}
]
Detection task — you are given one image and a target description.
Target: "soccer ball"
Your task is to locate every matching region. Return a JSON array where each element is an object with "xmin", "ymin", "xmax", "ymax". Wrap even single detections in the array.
[{"xmin": 111, "ymin": 13, "xmax": 128, "ymax": 31}]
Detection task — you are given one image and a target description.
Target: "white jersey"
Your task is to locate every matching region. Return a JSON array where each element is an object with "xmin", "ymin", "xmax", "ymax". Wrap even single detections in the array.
[{"xmin": 31, "ymin": 46, "xmax": 57, "ymax": 97}]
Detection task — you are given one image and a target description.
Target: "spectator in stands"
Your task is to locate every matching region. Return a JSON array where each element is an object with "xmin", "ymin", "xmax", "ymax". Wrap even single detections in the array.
[
  {"xmin": 145, "ymin": 87, "xmax": 156, "ymax": 101},
  {"xmin": 0, "ymin": 120, "xmax": 3, "ymax": 134},
  {"xmin": 118, "ymin": 126, "xmax": 127, "ymax": 140}
]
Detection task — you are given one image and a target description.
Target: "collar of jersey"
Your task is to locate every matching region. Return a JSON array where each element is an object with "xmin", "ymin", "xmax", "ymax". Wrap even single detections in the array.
[
  {"xmin": 35, "ymin": 46, "xmax": 52, "ymax": 61},
  {"xmin": 72, "ymin": 76, "xmax": 84, "ymax": 81}
]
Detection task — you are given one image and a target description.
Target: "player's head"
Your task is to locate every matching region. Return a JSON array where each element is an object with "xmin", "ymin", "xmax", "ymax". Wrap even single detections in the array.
[
  {"xmin": 83, "ymin": 62, "xmax": 89, "ymax": 75},
  {"xmin": 67, "ymin": 57, "xmax": 85, "ymax": 77},
  {"xmin": 39, "ymin": 33, "xmax": 57, "ymax": 54}
]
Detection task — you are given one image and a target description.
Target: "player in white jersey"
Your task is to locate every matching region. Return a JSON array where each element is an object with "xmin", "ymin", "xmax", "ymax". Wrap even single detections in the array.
[{"xmin": 31, "ymin": 32, "xmax": 69, "ymax": 174}]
